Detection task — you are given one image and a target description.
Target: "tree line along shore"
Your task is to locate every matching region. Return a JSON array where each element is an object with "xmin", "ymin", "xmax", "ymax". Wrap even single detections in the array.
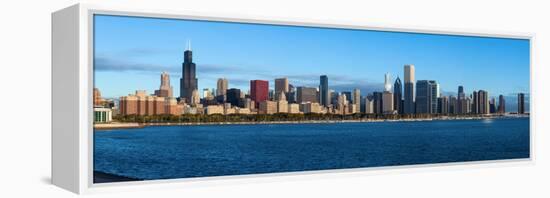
[{"xmin": 93, "ymin": 113, "xmax": 528, "ymax": 130}]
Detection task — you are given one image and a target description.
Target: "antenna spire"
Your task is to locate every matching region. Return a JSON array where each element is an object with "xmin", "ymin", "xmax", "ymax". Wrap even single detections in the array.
[{"xmin": 186, "ymin": 39, "xmax": 192, "ymax": 51}]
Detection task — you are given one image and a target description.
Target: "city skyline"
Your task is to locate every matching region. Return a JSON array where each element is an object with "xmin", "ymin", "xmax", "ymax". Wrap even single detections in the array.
[{"xmin": 94, "ymin": 15, "xmax": 530, "ymax": 111}]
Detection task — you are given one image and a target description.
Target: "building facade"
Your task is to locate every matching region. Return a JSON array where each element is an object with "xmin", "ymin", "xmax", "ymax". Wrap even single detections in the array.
[
  {"xmin": 216, "ymin": 78, "xmax": 228, "ymax": 101},
  {"xmin": 518, "ymin": 93, "xmax": 525, "ymax": 114},
  {"xmin": 119, "ymin": 90, "xmax": 181, "ymax": 116},
  {"xmin": 373, "ymin": 92, "xmax": 383, "ymax": 114},
  {"xmin": 415, "ymin": 80, "xmax": 437, "ymax": 114},
  {"xmin": 403, "ymin": 64, "xmax": 415, "ymax": 114},
  {"xmin": 319, "ymin": 75, "xmax": 329, "ymax": 107},
  {"xmin": 259, "ymin": 100, "xmax": 277, "ymax": 114},
  {"xmin": 393, "ymin": 77, "xmax": 403, "ymax": 114},
  {"xmin": 498, "ymin": 94, "xmax": 506, "ymax": 114},
  {"xmin": 364, "ymin": 97, "xmax": 374, "ymax": 114},
  {"xmin": 93, "ymin": 107, "xmax": 112, "ymax": 123},
  {"xmin": 275, "ymin": 77, "xmax": 289, "ymax": 101},
  {"xmin": 352, "ymin": 88, "xmax": 361, "ymax": 107},
  {"xmin": 438, "ymin": 96, "xmax": 449, "ymax": 114},
  {"xmin": 297, "ymin": 87, "xmax": 318, "ymax": 104},
  {"xmin": 382, "ymin": 91, "xmax": 394, "ymax": 114},
  {"xmin": 226, "ymin": 88, "xmax": 241, "ymax": 107},
  {"xmin": 180, "ymin": 41, "xmax": 198, "ymax": 103},
  {"xmin": 288, "ymin": 103, "xmax": 300, "ymax": 114},
  {"xmin": 155, "ymin": 71, "xmax": 173, "ymax": 98},
  {"xmin": 250, "ymin": 80, "xmax": 269, "ymax": 107}
]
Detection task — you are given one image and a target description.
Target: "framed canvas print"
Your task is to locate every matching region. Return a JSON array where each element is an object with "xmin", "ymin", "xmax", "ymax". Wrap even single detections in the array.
[{"xmin": 52, "ymin": 3, "xmax": 533, "ymax": 194}]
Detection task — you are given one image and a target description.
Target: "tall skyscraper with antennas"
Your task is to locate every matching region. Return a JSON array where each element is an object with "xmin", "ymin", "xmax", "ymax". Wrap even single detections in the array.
[{"xmin": 180, "ymin": 40, "xmax": 198, "ymax": 103}]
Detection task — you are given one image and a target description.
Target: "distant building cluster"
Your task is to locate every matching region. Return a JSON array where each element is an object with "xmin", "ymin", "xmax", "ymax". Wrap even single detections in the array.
[
  {"xmin": 93, "ymin": 88, "xmax": 114, "ymax": 123},
  {"xmin": 93, "ymin": 43, "xmax": 528, "ymax": 120}
]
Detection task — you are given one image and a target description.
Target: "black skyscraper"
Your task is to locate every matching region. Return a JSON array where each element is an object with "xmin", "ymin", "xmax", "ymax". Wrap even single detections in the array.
[
  {"xmin": 320, "ymin": 75, "xmax": 329, "ymax": 107},
  {"xmin": 373, "ymin": 92, "xmax": 383, "ymax": 114},
  {"xmin": 498, "ymin": 94, "xmax": 506, "ymax": 113},
  {"xmin": 457, "ymin": 85, "xmax": 465, "ymax": 114},
  {"xmin": 393, "ymin": 77, "xmax": 403, "ymax": 114},
  {"xmin": 180, "ymin": 41, "xmax": 198, "ymax": 103},
  {"xmin": 226, "ymin": 88, "xmax": 242, "ymax": 107},
  {"xmin": 518, "ymin": 93, "xmax": 525, "ymax": 114},
  {"xmin": 416, "ymin": 80, "xmax": 437, "ymax": 114}
]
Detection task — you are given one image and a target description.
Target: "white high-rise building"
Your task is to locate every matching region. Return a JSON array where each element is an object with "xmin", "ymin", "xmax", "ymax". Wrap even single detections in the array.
[
  {"xmin": 404, "ymin": 65, "xmax": 416, "ymax": 114},
  {"xmin": 384, "ymin": 73, "xmax": 392, "ymax": 92},
  {"xmin": 404, "ymin": 65, "xmax": 415, "ymax": 83},
  {"xmin": 435, "ymin": 83, "xmax": 441, "ymax": 98}
]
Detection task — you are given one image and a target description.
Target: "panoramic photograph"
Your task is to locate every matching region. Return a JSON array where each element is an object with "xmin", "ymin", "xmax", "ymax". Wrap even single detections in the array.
[{"xmin": 92, "ymin": 14, "xmax": 530, "ymax": 183}]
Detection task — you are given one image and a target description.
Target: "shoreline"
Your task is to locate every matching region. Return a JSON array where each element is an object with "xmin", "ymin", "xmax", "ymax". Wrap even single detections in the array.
[{"xmin": 94, "ymin": 115, "xmax": 529, "ymax": 130}]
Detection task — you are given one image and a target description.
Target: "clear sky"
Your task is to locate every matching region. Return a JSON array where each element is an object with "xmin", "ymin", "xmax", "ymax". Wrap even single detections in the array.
[{"xmin": 94, "ymin": 14, "xmax": 530, "ymax": 111}]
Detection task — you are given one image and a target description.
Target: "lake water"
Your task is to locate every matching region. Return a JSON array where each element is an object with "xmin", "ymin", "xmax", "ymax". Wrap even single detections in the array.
[{"xmin": 94, "ymin": 118, "xmax": 530, "ymax": 181}]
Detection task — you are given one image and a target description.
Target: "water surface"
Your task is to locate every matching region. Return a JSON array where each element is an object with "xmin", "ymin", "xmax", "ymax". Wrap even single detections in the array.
[{"xmin": 94, "ymin": 118, "xmax": 530, "ymax": 181}]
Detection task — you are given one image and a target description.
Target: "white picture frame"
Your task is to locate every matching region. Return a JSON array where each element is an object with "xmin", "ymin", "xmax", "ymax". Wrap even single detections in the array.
[{"xmin": 52, "ymin": 3, "xmax": 535, "ymax": 194}]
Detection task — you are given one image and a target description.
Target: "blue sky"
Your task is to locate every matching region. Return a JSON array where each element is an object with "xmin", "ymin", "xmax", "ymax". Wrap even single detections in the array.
[{"xmin": 94, "ymin": 14, "xmax": 530, "ymax": 110}]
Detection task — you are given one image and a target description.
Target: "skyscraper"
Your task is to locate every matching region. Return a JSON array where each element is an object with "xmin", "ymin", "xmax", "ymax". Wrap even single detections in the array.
[
  {"xmin": 498, "ymin": 94, "xmax": 506, "ymax": 114},
  {"xmin": 438, "ymin": 96, "xmax": 449, "ymax": 114},
  {"xmin": 415, "ymin": 80, "xmax": 437, "ymax": 114},
  {"xmin": 478, "ymin": 90, "xmax": 489, "ymax": 114},
  {"xmin": 155, "ymin": 71, "xmax": 173, "ymax": 98},
  {"xmin": 216, "ymin": 78, "xmax": 228, "ymax": 96},
  {"xmin": 373, "ymin": 92, "xmax": 384, "ymax": 114},
  {"xmin": 337, "ymin": 93, "xmax": 348, "ymax": 114},
  {"xmin": 341, "ymin": 91, "xmax": 352, "ymax": 104},
  {"xmin": 363, "ymin": 96, "xmax": 374, "ymax": 114},
  {"xmin": 473, "ymin": 90, "xmax": 489, "ymax": 114},
  {"xmin": 190, "ymin": 89, "xmax": 200, "ymax": 106},
  {"xmin": 275, "ymin": 77, "xmax": 289, "ymax": 101},
  {"xmin": 457, "ymin": 85, "xmax": 465, "ymax": 114},
  {"xmin": 226, "ymin": 88, "xmax": 241, "ymax": 107},
  {"xmin": 250, "ymin": 80, "xmax": 269, "ymax": 108},
  {"xmin": 449, "ymin": 96, "xmax": 457, "ymax": 114},
  {"xmin": 288, "ymin": 84, "xmax": 296, "ymax": 103},
  {"xmin": 384, "ymin": 73, "xmax": 392, "ymax": 92},
  {"xmin": 489, "ymin": 98, "xmax": 497, "ymax": 114},
  {"xmin": 215, "ymin": 78, "xmax": 228, "ymax": 103},
  {"xmin": 352, "ymin": 88, "xmax": 361, "ymax": 106},
  {"xmin": 518, "ymin": 93, "xmax": 525, "ymax": 114},
  {"xmin": 464, "ymin": 97, "xmax": 472, "ymax": 114},
  {"xmin": 472, "ymin": 91, "xmax": 479, "ymax": 114},
  {"xmin": 276, "ymin": 91, "xmax": 288, "ymax": 113},
  {"xmin": 430, "ymin": 83, "xmax": 439, "ymax": 113},
  {"xmin": 319, "ymin": 75, "xmax": 329, "ymax": 107},
  {"xmin": 393, "ymin": 77, "xmax": 402, "ymax": 114},
  {"xmin": 297, "ymin": 87, "xmax": 318, "ymax": 104},
  {"xmin": 330, "ymin": 90, "xmax": 339, "ymax": 107},
  {"xmin": 404, "ymin": 65, "xmax": 415, "ymax": 114},
  {"xmin": 180, "ymin": 41, "xmax": 198, "ymax": 103},
  {"xmin": 382, "ymin": 91, "xmax": 394, "ymax": 114}
]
